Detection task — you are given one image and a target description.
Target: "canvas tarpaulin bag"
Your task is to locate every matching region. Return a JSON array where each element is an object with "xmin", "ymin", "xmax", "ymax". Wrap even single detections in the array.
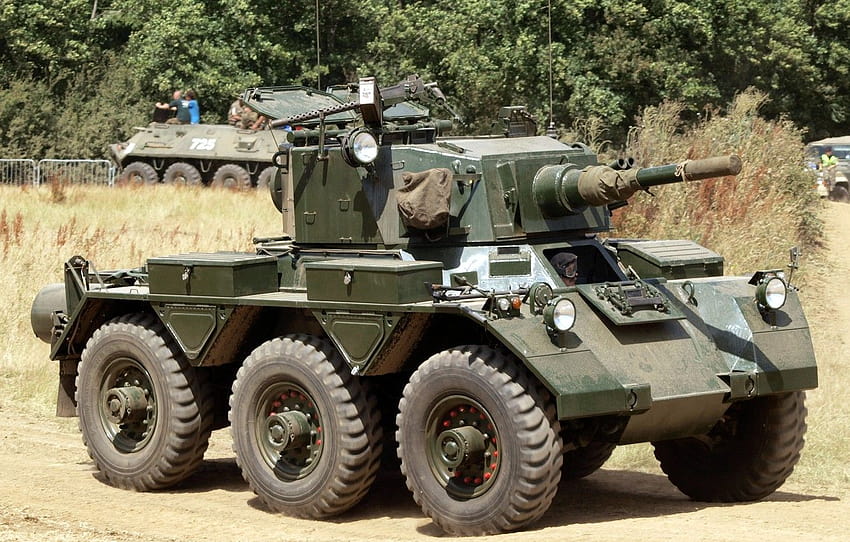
[{"xmin": 397, "ymin": 168, "xmax": 453, "ymax": 230}]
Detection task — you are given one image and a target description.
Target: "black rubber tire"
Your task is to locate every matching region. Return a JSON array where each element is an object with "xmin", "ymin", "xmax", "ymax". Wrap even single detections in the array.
[
  {"xmin": 256, "ymin": 166, "xmax": 277, "ymax": 191},
  {"xmin": 829, "ymin": 185, "xmax": 850, "ymax": 202},
  {"xmin": 561, "ymin": 440, "xmax": 616, "ymax": 480},
  {"xmin": 211, "ymin": 163, "xmax": 252, "ymax": 190},
  {"xmin": 118, "ymin": 161, "xmax": 158, "ymax": 185},
  {"xmin": 396, "ymin": 346, "xmax": 562, "ymax": 536},
  {"xmin": 229, "ymin": 335, "xmax": 382, "ymax": 518},
  {"xmin": 76, "ymin": 313, "xmax": 213, "ymax": 490},
  {"xmin": 652, "ymin": 391, "xmax": 807, "ymax": 502},
  {"xmin": 162, "ymin": 162, "xmax": 202, "ymax": 185}
]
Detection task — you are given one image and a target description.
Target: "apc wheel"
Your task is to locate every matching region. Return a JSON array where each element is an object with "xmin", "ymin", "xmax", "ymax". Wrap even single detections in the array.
[
  {"xmin": 829, "ymin": 185, "xmax": 850, "ymax": 202},
  {"xmin": 229, "ymin": 335, "xmax": 382, "ymax": 518},
  {"xmin": 561, "ymin": 440, "xmax": 616, "ymax": 480},
  {"xmin": 396, "ymin": 346, "xmax": 562, "ymax": 536},
  {"xmin": 256, "ymin": 166, "xmax": 277, "ymax": 190},
  {"xmin": 162, "ymin": 162, "xmax": 202, "ymax": 185},
  {"xmin": 118, "ymin": 162, "xmax": 158, "ymax": 185},
  {"xmin": 75, "ymin": 313, "xmax": 213, "ymax": 490},
  {"xmin": 652, "ymin": 391, "xmax": 807, "ymax": 502},
  {"xmin": 211, "ymin": 164, "xmax": 252, "ymax": 190}
]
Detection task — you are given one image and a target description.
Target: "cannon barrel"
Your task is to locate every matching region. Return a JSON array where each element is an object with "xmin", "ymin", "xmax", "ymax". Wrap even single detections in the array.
[{"xmin": 533, "ymin": 154, "xmax": 742, "ymax": 216}]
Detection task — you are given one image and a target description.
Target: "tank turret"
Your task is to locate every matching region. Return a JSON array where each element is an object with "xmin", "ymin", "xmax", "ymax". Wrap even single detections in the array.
[{"xmin": 263, "ymin": 76, "xmax": 742, "ymax": 248}]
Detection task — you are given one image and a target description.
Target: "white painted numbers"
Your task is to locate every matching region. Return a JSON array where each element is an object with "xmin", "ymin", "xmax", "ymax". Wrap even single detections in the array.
[{"xmin": 189, "ymin": 138, "xmax": 217, "ymax": 151}]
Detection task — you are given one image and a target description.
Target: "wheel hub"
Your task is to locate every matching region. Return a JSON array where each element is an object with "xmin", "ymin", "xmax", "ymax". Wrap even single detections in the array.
[
  {"xmin": 266, "ymin": 411, "xmax": 311, "ymax": 451},
  {"xmin": 437, "ymin": 426, "xmax": 486, "ymax": 469},
  {"xmin": 427, "ymin": 398, "xmax": 501, "ymax": 497},
  {"xmin": 257, "ymin": 384, "xmax": 324, "ymax": 479},
  {"xmin": 104, "ymin": 386, "xmax": 149, "ymax": 424}
]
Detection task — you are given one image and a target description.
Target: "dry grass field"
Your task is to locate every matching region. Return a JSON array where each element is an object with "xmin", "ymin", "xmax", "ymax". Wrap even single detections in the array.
[{"xmin": 0, "ymin": 184, "xmax": 281, "ymax": 412}]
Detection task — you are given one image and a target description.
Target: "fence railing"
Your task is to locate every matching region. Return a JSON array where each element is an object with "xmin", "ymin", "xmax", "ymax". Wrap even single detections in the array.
[
  {"xmin": 0, "ymin": 159, "xmax": 38, "ymax": 186},
  {"xmin": 0, "ymin": 159, "xmax": 117, "ymax": 186}
]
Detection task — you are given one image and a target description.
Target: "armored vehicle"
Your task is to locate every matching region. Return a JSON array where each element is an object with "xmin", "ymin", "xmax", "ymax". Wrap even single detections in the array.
[
  {"xmin": 33, "ymin": 75, "xmax": 816, "ymax": 535},
  {"xmin": 110, "ymin": 86, "xmax": 358, "ymax": 189}
]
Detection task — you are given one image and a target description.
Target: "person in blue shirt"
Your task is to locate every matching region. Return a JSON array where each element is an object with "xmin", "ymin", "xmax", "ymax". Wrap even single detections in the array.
[{"xmin": 185, "ymin": 90, "xmax": 201, "ymax": 124}]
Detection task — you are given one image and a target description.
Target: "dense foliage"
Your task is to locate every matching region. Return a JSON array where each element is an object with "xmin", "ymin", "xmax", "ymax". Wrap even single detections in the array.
[{"xmin": 0, "ymin": 0, "xmax": 847, "ymax": 158}]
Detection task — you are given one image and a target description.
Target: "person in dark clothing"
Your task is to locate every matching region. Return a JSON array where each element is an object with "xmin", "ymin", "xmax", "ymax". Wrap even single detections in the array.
[{"xmin": 155, "ymin": 90, "xmax": 189, "ymax": 124}]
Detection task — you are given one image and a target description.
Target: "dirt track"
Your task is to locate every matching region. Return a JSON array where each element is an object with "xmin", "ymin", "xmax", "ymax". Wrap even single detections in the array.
[{"xmin": 1, "ymin": 203, "xmax": 848, "ymax": 542}]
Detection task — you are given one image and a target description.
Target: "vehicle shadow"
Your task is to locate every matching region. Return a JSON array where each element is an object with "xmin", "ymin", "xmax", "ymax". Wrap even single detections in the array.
[
  {"xmin": 537, "ymin": 469, "xmax": 838, "ymax": 529},
  {"xmin": 98, "ymin": 456, "xmax": 839, "ymax": 535}
]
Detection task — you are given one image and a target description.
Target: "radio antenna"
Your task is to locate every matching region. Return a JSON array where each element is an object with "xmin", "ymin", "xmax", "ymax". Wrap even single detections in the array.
[
  {"xmin": 315, "ymin": 0, "xmax": 321, "ymax": 89},
  {"xmin": 546, "ymin": 0, "xmax": 556, "ymax": 137}
]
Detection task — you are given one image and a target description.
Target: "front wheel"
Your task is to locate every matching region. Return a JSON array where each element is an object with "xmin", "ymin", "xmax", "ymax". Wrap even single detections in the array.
[
  {"xmin": 76, "ymin": 313, "xmax": 213, "ymax": 490},
  {"xmin": 396, "ymin": 346, "xmax": 562, "ymax": 536},
  {"xmin": 229, "ymin": 335, "xmax": 382, "ymax": 518},
  {"xmin": 653, "ymin": 391, "xmax": 807, "ymax": 502},
  {"xmin": 118, "ymin": 162, "xmax": 158, "ymax": 185}
]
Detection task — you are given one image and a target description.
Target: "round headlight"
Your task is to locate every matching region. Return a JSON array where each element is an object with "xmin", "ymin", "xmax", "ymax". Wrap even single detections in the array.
[
  {"xmin": 351, "ymin": 130, "xmax": 378, "ymax": 164},
  {"xmin": 756, "ymin": 276, "xmax": 787, "ymax": 310},
  {"xmin": 543, "ymin": 297, "xmax": 576, "ymax": 332}
]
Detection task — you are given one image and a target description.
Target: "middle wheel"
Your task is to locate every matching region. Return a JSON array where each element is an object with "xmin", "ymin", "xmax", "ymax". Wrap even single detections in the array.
[
  {"xmin": 229, "ymin": 335, "xmax": 382, "ymax": 518},
  {"xmin": 211, "ymin": 164, "xmax": 251, "ymax": 190},
  {"xmin": 397, "ymin": 346, "xmax": 563, "ymax": 536}
]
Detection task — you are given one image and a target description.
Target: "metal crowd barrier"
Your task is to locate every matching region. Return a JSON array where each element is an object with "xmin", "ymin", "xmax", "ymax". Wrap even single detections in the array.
[
  {"xmin": 37, "ymin": 159, "xmax": 117, "ymax": 186},
  {"xmin": 0, "ymin": 159, "xmax": 117, "ymax": 186},
  {"xmin": 0, "ymin": 159, "xmax": 38, "ymax": 185}
]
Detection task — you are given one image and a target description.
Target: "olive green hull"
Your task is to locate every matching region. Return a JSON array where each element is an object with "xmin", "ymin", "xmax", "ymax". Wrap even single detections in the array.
[{"xmin": 35, "ymin": 245, "xmax": 816, "ymax": 445}]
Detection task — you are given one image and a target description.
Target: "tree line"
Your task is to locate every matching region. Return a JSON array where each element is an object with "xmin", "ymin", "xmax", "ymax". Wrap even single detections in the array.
[{"xmin": 0, "ymin": 0, "xmax": 847, "ymax": 159}]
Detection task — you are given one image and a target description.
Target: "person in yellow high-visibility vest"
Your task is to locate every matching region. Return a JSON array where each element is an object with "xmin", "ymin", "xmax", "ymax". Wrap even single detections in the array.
[{"xmin": 820, "ymin": 147, "xmax": 839, "ymax": 189}]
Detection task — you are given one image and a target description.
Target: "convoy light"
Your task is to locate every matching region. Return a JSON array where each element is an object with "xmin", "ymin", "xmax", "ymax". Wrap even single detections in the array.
[
  {"xmin": 341, "ymin": 128, "xmax": 379, "ymax": 167},
  {"xmin": 543, "ymin": 296, "xmax": 576, "ymax": 332},
  {"xmin": 497, "ymin": 297, "xmax": 511, "ymax": 312},
  {"xmin": 756, "ymin": 276, "xmax": 787, "ymax": 310}
]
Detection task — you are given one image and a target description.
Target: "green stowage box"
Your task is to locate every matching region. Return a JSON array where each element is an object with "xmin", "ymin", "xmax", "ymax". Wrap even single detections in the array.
[
  {"xmin": 616, "ymin": 240, "xmax": 724, "ymax": 279},
  {"xmin": 304, "ymin": 258, "xmax": 443, "ymax": 303},
  {"xmin": 147, "ymin": 252, "xmax": 278, "ymax": 296}
]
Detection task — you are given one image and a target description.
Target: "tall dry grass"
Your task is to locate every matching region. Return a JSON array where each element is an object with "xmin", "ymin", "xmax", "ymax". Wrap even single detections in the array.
[
  {"xmin": 611, "ymin": 89, "xmax": 821, "ymax": 276},
  {"xmin": 0, "ymin": 183, "xmax": 280, "ymax": 413}
]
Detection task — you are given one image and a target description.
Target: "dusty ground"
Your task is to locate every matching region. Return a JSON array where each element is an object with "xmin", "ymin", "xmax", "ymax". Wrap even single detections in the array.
[{"xmin": 1, "ymin": 203, "xmax": 848, "ymax": 542}]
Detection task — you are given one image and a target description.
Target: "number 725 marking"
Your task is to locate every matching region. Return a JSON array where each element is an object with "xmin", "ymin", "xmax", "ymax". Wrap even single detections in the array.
[{"xmin": 189, "ymin": 138, "xmax": 216, "ymax": 150}]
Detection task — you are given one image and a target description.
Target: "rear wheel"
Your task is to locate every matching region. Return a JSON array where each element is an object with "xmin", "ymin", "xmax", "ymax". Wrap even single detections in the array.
[
  {"xmin": 76, "ymin": 313, "xmax": 213, "ymax": 490},
  {"xmin": 162, "ymin": 162, "xmax": 202, "ymax": 185},
  {"xmin": 652, "ymin": 392, "xmax": 807, "ymax": 502},
  {"xmin": 212, "ymin": 164, "xmax": 252, "ymax": 190},
  {"xmin": 396, "ymin": 346, "xmax": 562, "ymax": 535},
  {"xmin": 561, "ymin": 440, "xmax": 616, "ymax": 480},
  {"xmin": 256, "ymin": 166, "xmax": 277, "ymax": 191},
  {"xmin": 118, "ymin": 162, "xmax": 158, "ymax": 185},
  {"xmin": 229, "ymin": 335, "xmax": 382, "ymax": 518}
]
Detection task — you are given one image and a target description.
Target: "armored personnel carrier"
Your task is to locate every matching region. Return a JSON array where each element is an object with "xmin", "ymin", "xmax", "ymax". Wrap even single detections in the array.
[
  {"xmin": 110, "ymin": 86, "xmax": 359, "ymax": 189},
  {"xmin": 33, "ymin": 75, "xmax": 816, "ymax": 535}
]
